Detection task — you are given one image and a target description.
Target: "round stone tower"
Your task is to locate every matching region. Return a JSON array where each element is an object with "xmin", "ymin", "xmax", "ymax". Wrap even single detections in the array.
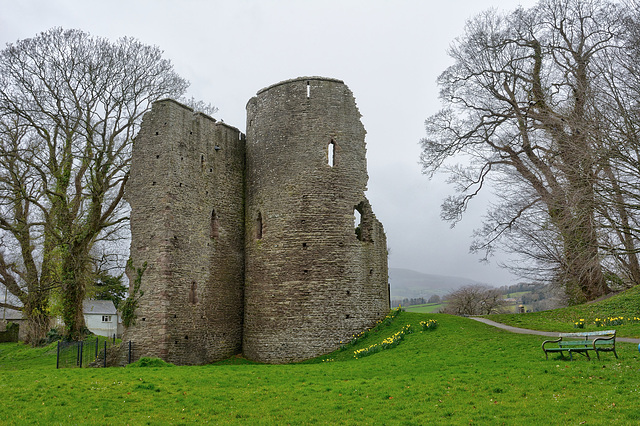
[{"xmin": 243, "ymin": 77, "xmax": 389, "ymax": 363}]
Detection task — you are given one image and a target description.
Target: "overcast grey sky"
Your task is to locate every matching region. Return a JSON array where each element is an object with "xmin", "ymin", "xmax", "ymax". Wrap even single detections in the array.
[{"xmin": 0, "ymin": 0, "xmax": 538, "ymax": 286}]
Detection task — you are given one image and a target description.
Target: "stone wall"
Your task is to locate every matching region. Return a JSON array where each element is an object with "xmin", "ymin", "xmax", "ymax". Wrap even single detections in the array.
[
  {"xmin": 244, "ymin": 77, "xmax": 389, "ymax": 363},
  {"xmin": 122, "ymin": 99, "xmax": 245, "ymax": 365},
  {"xmin": 122, "ymin": 77, "xmax": 389, "ymax": 365}
]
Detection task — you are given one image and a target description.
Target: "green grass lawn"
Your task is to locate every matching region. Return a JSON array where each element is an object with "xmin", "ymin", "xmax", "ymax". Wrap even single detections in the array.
[
  {"xmin": 404, "ymin": 302, "xmax": 443, "ymax": 313},
  {"xmin": 2, "ymin": 308, "xmax": 640, "ymax": 424}
]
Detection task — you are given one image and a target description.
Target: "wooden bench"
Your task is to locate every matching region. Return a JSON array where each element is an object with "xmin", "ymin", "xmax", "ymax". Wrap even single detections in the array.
[{"xmin": 542, "ymin": 330, "xmax": 617, "ymax": 360}]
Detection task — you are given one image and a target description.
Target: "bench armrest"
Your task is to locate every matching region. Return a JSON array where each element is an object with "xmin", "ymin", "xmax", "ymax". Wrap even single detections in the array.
[
  {"xmin": 542, "ymin": 337, "xmax": 561, "ymax": 349},
  {"xmin": 592, "ymin": 335, "xmax": 615, "ymax": 348}
]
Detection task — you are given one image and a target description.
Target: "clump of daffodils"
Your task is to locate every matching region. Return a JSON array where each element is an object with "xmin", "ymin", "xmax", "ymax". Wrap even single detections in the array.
[
  {"xmin": 420, "ymin": 319, "xmax": 438, "ymax": 331},
  {"xmin": 593, "ymin": 316, "xmax": 640, "ymax": 327}
]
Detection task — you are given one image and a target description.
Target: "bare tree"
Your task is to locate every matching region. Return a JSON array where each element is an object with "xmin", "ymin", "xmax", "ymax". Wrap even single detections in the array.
[
  {"xmin": 442, "ymin": 285, "xmax": 507, "ymax": 316},
  {"xmin": 420, "ymin": 0, "xmax": 636, "ymax": 304},
  {"xmin": 0, "ymin": 28, "xmax": 188, "ymax": 342}
]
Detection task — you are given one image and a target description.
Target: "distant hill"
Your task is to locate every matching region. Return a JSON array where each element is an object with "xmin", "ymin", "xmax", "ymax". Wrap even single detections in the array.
[{"xmin": 389, "ymin": 268, "xmax": 485, "ymax": 301}]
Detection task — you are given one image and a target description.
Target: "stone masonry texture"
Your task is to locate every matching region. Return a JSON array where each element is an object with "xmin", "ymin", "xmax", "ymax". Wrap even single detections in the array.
[{"xmin": 121, "ymin": 77, "xmax": 389, "ymax": 365}]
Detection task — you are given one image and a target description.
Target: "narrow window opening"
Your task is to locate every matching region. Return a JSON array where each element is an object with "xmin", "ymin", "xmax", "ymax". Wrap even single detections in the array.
[
  {"xmin": 156, "ymin": 154, "xmax": 160, "ymax": 159},
  {"xmin": 201, "ymin": 154, "xmax": 205, "ymax": 170},
  {"xmin": 188, "ymin": 282, "xmax": 198, "ymax": 305},
  {"xmin": 328, "ymin": 140, "xmax": 336, "ymax": 167},
  {"xmin": 302, "ymin": 242, "xmax": 307, "ymax": 249},
  {"xmin": 354, "ymin": 207, "xmax": 363, "ymax": 240},
  {"xmin": 210, "ymin": 209, "xmax": 219, "ymax": 239},
  {"xmin": 185, "ymin": 335, "xmax": 189, "ymax": 340},
  {"xmin": 256, "ymin": 212, "xmax": 263, "ymax": 240},
  {"xmin": 306, "ymin": 81, "xmax": 310, "ymax": 98}
]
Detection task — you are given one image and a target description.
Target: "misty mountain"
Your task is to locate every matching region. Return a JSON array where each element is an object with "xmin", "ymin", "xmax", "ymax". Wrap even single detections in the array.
[{"xmin": 388, "ymin": 268, "xmax": 486, "ymax": 301}]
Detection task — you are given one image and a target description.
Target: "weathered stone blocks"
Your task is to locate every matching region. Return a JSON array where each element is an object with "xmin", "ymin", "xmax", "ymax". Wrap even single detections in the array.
[{"xmin": 122, "ymin": 77, "xmax": 389, "ymax": 365}]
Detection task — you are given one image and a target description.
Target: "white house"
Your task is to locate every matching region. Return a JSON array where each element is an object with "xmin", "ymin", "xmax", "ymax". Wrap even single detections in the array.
[
  {"xmin": 82, "ymin": 300, "xmax": 119, "ymax": 338},
  {"xmin": 1, "ymin": 307, "xmax": 27, "ymax": 341}
]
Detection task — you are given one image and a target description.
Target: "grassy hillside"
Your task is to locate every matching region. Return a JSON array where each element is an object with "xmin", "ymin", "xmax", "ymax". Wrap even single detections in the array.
[
  {"xmin": 1, "ymin": 309, "xmax": 639, "ymax": 424},
  {"xmin": 487, "ymin": 285, "xmax": 640, "ymax": 337}
]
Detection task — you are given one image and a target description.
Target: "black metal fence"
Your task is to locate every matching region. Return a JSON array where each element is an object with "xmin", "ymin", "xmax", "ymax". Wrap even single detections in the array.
[{"xmin": 56, "ymin": 337, "xmax": 132, "ymax": 368}]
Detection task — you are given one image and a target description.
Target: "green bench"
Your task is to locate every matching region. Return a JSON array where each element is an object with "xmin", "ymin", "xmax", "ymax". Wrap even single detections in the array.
[{"xmin": 542, "ymin": 330, "xmax": 617, "ymax": 360}]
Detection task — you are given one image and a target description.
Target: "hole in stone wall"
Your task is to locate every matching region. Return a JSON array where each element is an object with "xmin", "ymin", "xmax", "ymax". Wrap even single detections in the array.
[
  {"xmin": 156, "ymin": 154, "xmax": 160, "ymax": 159},
  {"xmin": 346, "ymin": 290, "xmax": 351, "ymax": 296},
  {"xmin": 152, "ymin": 182, "xmax": 156, "ymax": 186},
  {"xmin": 370, "ymin": 268, "xmax": 374, "ymax": 275},
  {"xmin": 256, "ymin": 212, "xmax": 263, "ymax": 240},
  {"xmin": 328, "ymin": 140, "xmax": 336, "ymax": 167},
  {"xmin": 185, "ymin": 335, "xmax": 189, "ymax": 340},
  {"xmin": 353, "ymin": 201, "xmax": 373, "ymax": 242},
  {"xmin": 179, "ymin": 183, "xmax": 182, "ymax": 187},
  {"xmin": 345, "ymin": 314, "xmax": 351, "ymax": 319},
  {"xmin": 201, "ymin": 154, "xmax": 205, "ymax": 170},
  {"xmin": 210, "ymin": 209, "xmax": 219, "ymax": 239},
  {"xmin": 209, "ymin": 168, "xmax": 213, "ymax": 173},
  {"xmin": 302, "ymin": 242, "xmax": 307, "ymax": 249},
  {"xmin": 142, "ymin": 318, "xmax": 146, "ymax": 321},
  {"xmin": 155, "ymin": 132, "xmax": 159, "ymax": 135},
  {"xmin": 306, "ymin": 81, "xmax": 310, "ymax": 98}
]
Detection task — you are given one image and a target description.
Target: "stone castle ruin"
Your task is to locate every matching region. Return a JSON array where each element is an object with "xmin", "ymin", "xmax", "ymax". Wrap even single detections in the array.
[{"xmin": 122, "ymin": 77, "xmax": 389, "ymax": 364}]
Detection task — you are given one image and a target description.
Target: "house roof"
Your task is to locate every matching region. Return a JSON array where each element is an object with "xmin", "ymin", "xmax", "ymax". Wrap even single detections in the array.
[
  {"xmin": 1, "ymin": 308, "xmax": 24, "ymax": 321},
  {"xmin": 82, "ymin": 300, "xmax": 117, "ymax": 315}
]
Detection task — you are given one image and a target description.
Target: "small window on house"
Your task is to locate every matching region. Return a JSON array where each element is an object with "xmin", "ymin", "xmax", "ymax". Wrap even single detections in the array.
[
  {"xmin": 102, "ymin": 315, "xmax": 112, "ymax": 322},
  {"xmin": 210, "ymin": 209, "xmax": 219, "ymax": 239},
  {"xmin": 306, "ymin": 81, "xmax": 311, "ymax": 98},
  {"xmin": 328, "ymin": 140, "xmax": 336, "ymax": 167},
  {"xmin": 256, "ymin": 212, "xmax": 263, "ymax": 240}
]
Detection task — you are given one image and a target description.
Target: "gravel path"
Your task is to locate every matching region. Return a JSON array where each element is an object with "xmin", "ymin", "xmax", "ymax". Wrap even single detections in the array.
[{"xmin": 469, "ymin": 316, "xmax": 640, "ymax": 344}]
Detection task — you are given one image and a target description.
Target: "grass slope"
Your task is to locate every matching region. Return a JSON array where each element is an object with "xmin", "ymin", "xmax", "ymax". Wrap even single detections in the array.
[
  {"xmin": 488, "ymin": 285, "xmax": 640, "ymax": 338},
  {"xmin": 1, "ymin": 310, "xmax": 639, "ymax": 424}
]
